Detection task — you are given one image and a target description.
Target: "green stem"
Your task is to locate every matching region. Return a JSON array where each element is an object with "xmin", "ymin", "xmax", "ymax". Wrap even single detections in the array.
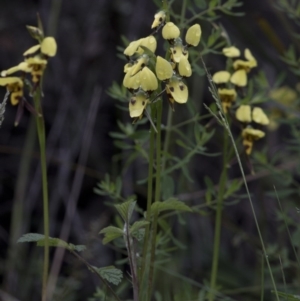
[
  {"xmin": 161, "ymin": 107, "xmax": 173, "ymax": 172},
  {"xmin": 33, "ymin": 86, "xmax": 50, "ymax": 301},
  {"xmin": 139, "ymin": 105, "xmax": 156, "ymax": 300},
  {"xmin": 147, "ymin": 98, "xmax": 163, "ymax": 301},
  {"xmin": 209, "ymin": 128, "xmax": 229, "ymax": 301}
]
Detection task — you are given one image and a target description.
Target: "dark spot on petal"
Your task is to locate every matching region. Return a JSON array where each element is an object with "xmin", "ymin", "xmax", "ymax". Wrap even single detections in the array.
[
  {"xmin": 170, "ymin": 87, "xmax": 175, "ymax": 92},
  {"xmin": 141, "ymin": 63, "xmax": 145, "ymax": 68},
  {"xmin": 142, "ymin": 101, "xmax": 145, "ymax": 105},
  {"xmin": 173, "ymin": 50, "xmax": 177, "ymax": 54},
  {"xmin": 179, "ymin": 85, "xmax": 184, "ymax": 91},
  {"xmin": 159, "ymin": 17, "xmax": 162, "ymax": 21},
  {"xmin": 130, "ymin": 99, "xmax": 136, "ymax": 105}
]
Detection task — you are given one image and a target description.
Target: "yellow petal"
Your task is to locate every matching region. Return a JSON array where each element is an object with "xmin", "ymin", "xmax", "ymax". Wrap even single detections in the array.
[
  {"xmin": 124, "ymin": 63, "xmax": 133, "ymax": 73},
  {"xmin": 130, "ymin": 55, "xmax": 149, "ymax": 76},
  {"xmin": 212, "ymin": 71, "xmax": 230, "ymax": 84},
  {"xmin": 41, "ymin": 37, "xmax": 57, "ymax": 57},
  {"xmin": 242, "ymin": 128, "xmax": 265, "ymax": 139},
  {"xmin": 0, "ymin": 77, "xmax": 23, "ymax": 86},
  {"xmin": 218, "ymin": 88, "xmax": 237, "ymax": 113},
  {"xmin": 185, "ymin": 24, "xmax": 201, "ymax": 47},
  {"xmin": 123, "ymin": 70, "xmax": 141, "ymax": 90},
  {"xmin": 138, "ymin": 36, "xmax": 157, "ymax": 54},
  {"xmin": 236, "ymin": 105, "xmax": 251, "ymax": 123},
  {"xmin": 151, "ymin": 11, "xmax": 166, "ymax": 29},
  {"xmin": 230, "ymin": 69, "xmax": 247, "ymax": 87},
  {"xmin": 222, "ymin": 46, "xmax": 240, "ymax": 58},
  {"xmin": 155, "ymin": 56, "xmax": 173, "ymax": 80},
  {"xmin": 23, "ymin": 44, "xmax": 41, "ymax": 56},
  {"xmin": 162, "ymin": 22, "xmax": 180, "ymax": 40},
  {"xmin": 124, "ymin": 39, "xmax": 142, "ymax": 56},
  {"xmin": 170, "ymin": 42, "xmax": 184, "ymax": 63},
  {"xmin": 244, "ymin": 48, "xmax": 257, "ymax": 68},
  {"xmin": 1, "ymin": 62, "xmax": 31, "ymax": 76},
  {"xmin": 139, "ymin": 67, "xmax": 158, "ymax": 91},
  {"xmin": 178, "ymin": 55, "xmax": 192, "ymax": 77},
  {"xmin": 166, "ymin": 76, "xmax": 188, "ymax": 103},
  {"xmin": 252, "ymin": 107, "xmax": 269, "ymax": 125},
  {"xmin": 129, "ymin": 91, "xmax": 148, "ymax": 118},
  {"xmin": 26, "ymin": 56, "xmax": 48, "ymax": 66}
]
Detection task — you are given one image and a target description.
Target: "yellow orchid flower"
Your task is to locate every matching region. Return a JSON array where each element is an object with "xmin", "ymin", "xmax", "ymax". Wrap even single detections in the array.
[
  {"xmin": 162, "ymin": 22, "xmax": 180, "ymax": 40},
  {"xmin": 1, "ymin": 62, "xmax": 31, "ymax": 77},
  {"xmin": 23, "ymin": 36, "xmax": 57, "ymax": 58},
  {"xmin": 155, "ymin": 56, "xmax": 173, "ymax": 81},
  {"xmin": 218, "ymin": 88, "xmax": 237, "ymax": 113},
  {"xmin": 137, "ymin": 36, "xmax": 157, "ymax": 55},
  {"xmin": 124, "ymin": 39, "xmax": 143, "ymax": 57},
  {"xmin": 222, "ymin": 46, "xmax": 240, "ymax": 58},
  {"xmin": 233, "ymin": 49, "xmax": 257, "ymax": 71},
  {"xmin": 166, "ymin": 76, "xmax": 188, "ymax": 104},
  {"xmin": 185, "ymin": 24, "xmax": 201, "ymax": 47},
  {"xmin": 123, "ymin": 69, "xmax": 141, "ymax": 90},
  {"xmin": 242, "ymin": 127, "xmax": 265, "ymax": 155},
  {"xmin": 41, "ymin": 37, "xmax": 57, "ymax": 57},
  {"xmin": 139, "ymin": 67, "xmax": 158, "ymax": 91},
  {"xmin": 25, "ymin": 56, "xmax": 48, "ymax": 83},
  {"xmin": 230, "ymin": 69, "xmax": 247, "ymax": 87},
  {"xmin": 170, "ymin": 39, "xmax": 184, "ymax": 63},
  {"xmin": 178, "ymin": 55, "xmax": 192, "ymax": 77},
  {"xmin": 151, "ymin": 11, "xmax": 166, "ymax": 29},
  {"xmin": 236, "ymin": 105, "xmax": 252, "ymax": 123},
  {"xmin": 129, "ymin": 55, "xmax": 149, "ymax": 76},
  {"xmin": 0, "ymin": 77, "xmax": 24, "ymax": 105},
  {"xmin": 129, "ymin": 90, "xmax": 149, "ymax": 118},
  {"xmin": 212, "ymin": 71, "xmax": 230, "ymax": 84},
  {"xmin": 252, "ymin": 107, "xmax": 269, "ymax": 125}
]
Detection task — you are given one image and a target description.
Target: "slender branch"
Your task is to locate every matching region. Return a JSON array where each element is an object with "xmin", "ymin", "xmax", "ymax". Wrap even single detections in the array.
[{"xmin": 33, "ymin": 86, "xmax": 50, "ymax": 301}]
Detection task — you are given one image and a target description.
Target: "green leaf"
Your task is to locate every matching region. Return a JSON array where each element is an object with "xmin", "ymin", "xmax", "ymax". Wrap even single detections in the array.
[
  {"xmin": 130, "ymin": 220, "xmax": 149, "ymax": 235},
  {"xmin": 223, "ymin": 179, "xmax": 242, "ymax": 199},
  {"xmin": 162, "ymin": 175, "xmax": 175, "ymax": 201},
  {"xmin": 272, "ymin": 291, "xmax": 300, "ymax": 300},
  {"xmin": 99, "ymin": 226, "xmax": 124, "ymax": 245},
  {"xmin": 18, "ymin": 233, "xmax": 86, "ymax": 252},
  {"xmin": 115, "ymin": 200, "xmax": 136, "ymax": 222},
  {"xmin": 151, "ymin": 198, "xmax": 192, "ymax": 214},
  {"xmin": 92, "ymin": 266, "xmax": 123, "ymax": 285}
]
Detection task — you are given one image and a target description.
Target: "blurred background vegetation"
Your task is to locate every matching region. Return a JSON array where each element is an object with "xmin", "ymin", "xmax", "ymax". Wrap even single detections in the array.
[{"xmin": 0, "ymin": 0, "xmax": 300, "ymax": 300}]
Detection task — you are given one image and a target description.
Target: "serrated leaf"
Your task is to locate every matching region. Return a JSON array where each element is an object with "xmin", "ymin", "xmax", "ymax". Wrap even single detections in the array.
[
  {"xmin": 130, "ymin": 220, "xmax": 149, "ymax": 235},
  {"xmin": 99, "ymin": 226, "xmax": 124, "ymax": 244},
  {"xmin": 115, "ymin": 200, "xmax": 136, "ymax": 222},
  {"xmin": 92, "ymin": 266, "xmax": 123, "ymax": 285},
  {"xmin": 18, "ymin": 233, "xmax": 45, "ymax": 243},
  {"xmin": 18, "ymin": 233, "xmax": 86, "ymax": 251},
  {"xmin": 151, "ymin": 198, "xmax": 192, "ymax": 214}
]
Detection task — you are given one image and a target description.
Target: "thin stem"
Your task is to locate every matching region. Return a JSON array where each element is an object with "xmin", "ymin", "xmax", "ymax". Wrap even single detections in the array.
[
  {"xmin": 125, "ymin": 223, "xmax": 139, "ymax": 301},
  {"xmin": 208, "ymin": 128, "xmax": 229, "ymax": 301},
  {"xmin": 161, "ymin": 106, "xmax": 173, "ymax": 172},
  {"xmin": 33, "ymin": 86, "xmax": 50, "ymax": 301},
  {"xmin": 147, "ymin": 97, "xmax": 163, "ymax": 301}
]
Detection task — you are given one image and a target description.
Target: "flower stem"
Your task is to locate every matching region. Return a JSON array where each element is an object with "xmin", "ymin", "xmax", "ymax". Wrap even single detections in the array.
[
  {"xmin": 139, "ymin": 105, "xmax": 156, "ymax": 300},
  {"xmin": 33, "ymin": 86, "xmax": 50, "ymax": 301},
  {"xmin": 147, "ymin": 97, "xmax": 163, "ymax": 301},
  {"xmin": 208, "ymin": 128, "xmax": 229, "ymax": 301}
]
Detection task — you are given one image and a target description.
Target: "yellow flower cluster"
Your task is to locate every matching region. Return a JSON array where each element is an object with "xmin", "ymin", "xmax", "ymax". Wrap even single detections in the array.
[
  {"xmin": 235, "ymin": 105, "xmax": 269, "ymax": 155},
  {"xmin": 0, "ymin": 23, "xmax": 57, "ymax": 125},
  {"xmin": 122, "ymin": 10, "xmax": 201, "ymax": 118},
  {"xmin": 212, "ymin": 46, "xmax": 257, "ymax": 114},
  {"xmin": 0, "ymin": 36, "xmax": 56, "ymax": 105}
]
